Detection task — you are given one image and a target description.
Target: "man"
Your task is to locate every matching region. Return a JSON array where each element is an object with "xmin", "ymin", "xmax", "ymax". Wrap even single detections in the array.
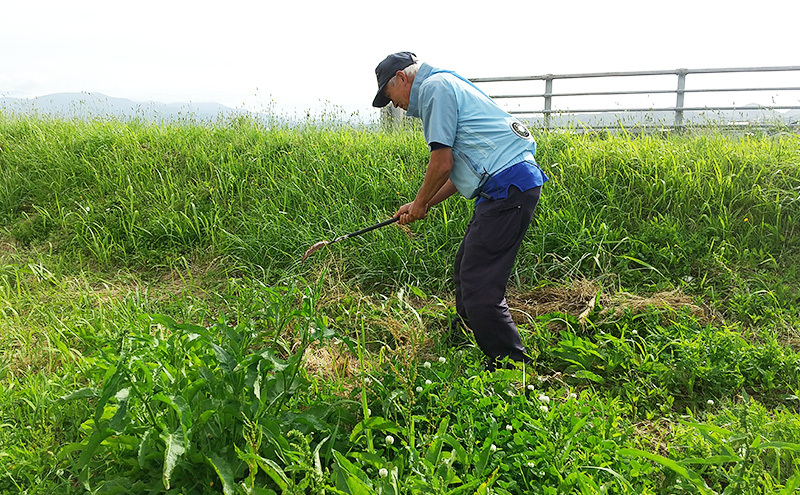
[{"xmin": 372, "ymin": 52, "xmax": 547, "ymax": 370}]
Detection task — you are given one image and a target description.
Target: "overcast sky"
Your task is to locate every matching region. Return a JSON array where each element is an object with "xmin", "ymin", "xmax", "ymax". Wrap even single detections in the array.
[{"xmin": 2, "ymin": 0, "xmax": 798, "ymax": 119}]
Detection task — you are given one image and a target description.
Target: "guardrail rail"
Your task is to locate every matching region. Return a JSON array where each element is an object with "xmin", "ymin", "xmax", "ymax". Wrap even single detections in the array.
[{"xmin": 470, "ymin": 66, "xmax": 800, "ymax": 129}]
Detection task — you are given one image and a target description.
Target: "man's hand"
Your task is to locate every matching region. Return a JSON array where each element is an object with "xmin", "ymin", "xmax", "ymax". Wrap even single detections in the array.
[
  {"xmin": 394, "ymin": 201, "xmax": 428, "ymax": 225},
  {"xmin": 394, "ymin": 147, "xmax": 454, "ymax": 225}
]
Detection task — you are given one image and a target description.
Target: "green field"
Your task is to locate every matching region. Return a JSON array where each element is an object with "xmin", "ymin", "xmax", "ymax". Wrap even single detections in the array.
[{"xmin": 1, "ymin": 113, "xmax": 799, "ymax": 494}]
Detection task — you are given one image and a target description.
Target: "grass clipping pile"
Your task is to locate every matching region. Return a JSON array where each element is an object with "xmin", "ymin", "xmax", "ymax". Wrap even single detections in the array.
[
  {"xmin": 303, "ymin": 279, "xmax": 710, "ymax": 387},
  {"xmin": 508, "ymin": 279, "xmax": 710, "ymax": 328}
]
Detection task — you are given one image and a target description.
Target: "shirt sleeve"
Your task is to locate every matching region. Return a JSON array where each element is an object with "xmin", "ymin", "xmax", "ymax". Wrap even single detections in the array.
[{"xmin": 419, "ymin": 76, "xmax": 458, "ymax": 148}]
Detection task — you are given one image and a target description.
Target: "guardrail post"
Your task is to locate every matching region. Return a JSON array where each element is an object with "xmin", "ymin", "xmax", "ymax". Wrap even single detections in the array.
[
  {"xmin": 544, "ymin": 76, "xmax": 553, "ymax": 129},
  {"xmin": 675, "ymin": 69, "xmax": 687, "ymax": 129},
  {"xmin": 472, "ymin": 66, "xmax": 800, "ymax": 130}
]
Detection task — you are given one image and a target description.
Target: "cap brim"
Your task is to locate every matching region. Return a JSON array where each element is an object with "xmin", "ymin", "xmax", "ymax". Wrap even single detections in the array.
[{"xmin": 372, "ymin": 84, "xmax": 390, "ymax": 108}]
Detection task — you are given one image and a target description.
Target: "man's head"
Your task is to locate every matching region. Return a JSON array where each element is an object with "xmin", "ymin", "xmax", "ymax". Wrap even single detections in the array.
[{"xmin": 372, "ymin": 51, "xmax": 419, "ymax": 110}]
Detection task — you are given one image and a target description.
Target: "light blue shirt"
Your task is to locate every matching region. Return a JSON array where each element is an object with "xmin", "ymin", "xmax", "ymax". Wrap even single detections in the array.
[{"xmin": 406, "ymin": 62, "xmax": 543, "ymax": 199}]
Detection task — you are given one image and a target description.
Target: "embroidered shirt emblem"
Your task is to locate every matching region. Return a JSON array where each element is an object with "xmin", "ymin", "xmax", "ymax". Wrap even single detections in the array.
[{"xmin": 510, "ymin": 121, "xmax": 531, "ymax": 139}]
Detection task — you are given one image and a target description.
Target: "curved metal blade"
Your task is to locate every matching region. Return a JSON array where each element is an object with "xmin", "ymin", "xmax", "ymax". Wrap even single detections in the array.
[{"xmin": 301, "ymin": 240, "xmax": 330, "ymax": 263}]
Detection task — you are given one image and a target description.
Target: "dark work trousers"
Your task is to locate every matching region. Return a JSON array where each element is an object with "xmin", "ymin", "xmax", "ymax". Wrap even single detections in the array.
[{"xmin": 453, "ymin": 185, "xmax": 541, "ymax": 364}]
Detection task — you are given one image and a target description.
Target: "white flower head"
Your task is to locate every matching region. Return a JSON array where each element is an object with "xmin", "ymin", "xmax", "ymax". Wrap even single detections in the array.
[
  {"xmin": 423, "ymin": 361, "xmax": 431, "ymax": 368},
  {"xmin": 540, "ymin": 405, "xmax": 549, "ymax": 413},
  {"xmin": 538, "ymin": 394, "xmax": 550, "ymax": 404},
  {"xmin": 385, "ymin": 435, "xmax": 395, "ymax": 445},
  {"xmin": 379, "ymin": 468, "xmax": 389, "ymax": 477},
  {"xmin": 425, "ymin": 379, "xmax": 432, "ymax": 385},
  {"xmin": 415, "ymin": 386, "xmax": 423, "ymax": 393},
  {"xmin": 438, "ymin": 356, "xmax": 446, "ymax": 364},
  {"xmin": 527, "ymin": 384, "xmax": 535, "ymax": 391},
  {"xmin": 506, "ymin": 424, "xmax": 513, "ymax": 431},
  {"xmin": 489, "ymin": 444, "xmax": 497, "ymax": 452},
  {"xmin": 707, "ymin": 399, "xmax": 715, "ymax": 406},
  {"xmin": 569, "ymin": 393, "xmax": 578, "ymax": 400}
]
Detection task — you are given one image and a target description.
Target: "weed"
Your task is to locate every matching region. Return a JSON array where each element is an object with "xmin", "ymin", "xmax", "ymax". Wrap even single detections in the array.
[{"xmin": 1, "ymin": 115, "xmax": 799, "ymax": 492}]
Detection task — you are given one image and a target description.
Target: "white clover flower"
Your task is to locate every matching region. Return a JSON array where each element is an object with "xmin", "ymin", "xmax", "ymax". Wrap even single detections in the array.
[
  {"xmin": 379, "ymin": 468, "xmax": 389, "ymax": 477},
  {"xmin": 537, "ymin": 376, "xmax": 546, "ymax": 382},
  {"xmin": 438, "ymin": 356, "xmax": 446, "ymax": 364},
  {"xmin": 425, "ymin": 379, "xmax": 432, "ymax": 385},
  {"xmin": 538, "ymin": 394, "xmax": 550, "ymax": 404},
  {"xmin": 631, "ymin": 330, "xmax": 638, "ymax": 336},
  {"xmin": 707, "ymin": 399, "xmax": 715, "ymax": 406},
  {"xmin": 489, "ymin": 444, "xmax": 497, "ymax": 452},
  {"xmin": 415, "ymin": 386, "xmax": 423, "ymax": 393},
  {"xmin": 540, "ymin": 405, "xmax": 549, "ymax": 413},
  {"xmin": 363, "ymin": 377, "xmax": 372, "ymax": 384},
  {"xmin": 569, "ymin": 393, "xmax": 578, "ymax": 400},
  {"xmin": 506, "ymin": 424, "xmax": 513, "ymax": 431},
  {"xmin": 527, "ymin": 384, "xmax": 535, "ymax": 391},
  {"xmin": 423, "ymin": 361, "xmax": 431, "ymax": 368},
  {"xmin": 367, "ymin": 409, "xmax": 372, "ymax": 416},
  {"xmin": 527, "ymin": 462, "xmax": 535, "ymax": 468},
  {"xmin": 385, "ymin": 435, "xmax": 395, "ymax": 445}
]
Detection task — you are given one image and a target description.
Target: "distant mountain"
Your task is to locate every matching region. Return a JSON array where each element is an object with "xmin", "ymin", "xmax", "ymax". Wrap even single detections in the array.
[
  {"xmin": 0, "ymin": 92, "xmax": 251, "ymax": 122},
  {"xmin": 4, "ymin": 92, "xmax": 797, "ymax": 128}
]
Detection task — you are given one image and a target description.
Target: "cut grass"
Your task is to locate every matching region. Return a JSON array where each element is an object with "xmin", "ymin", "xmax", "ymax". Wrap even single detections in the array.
[{"xmin": 1, "ymin": 114, "xmax": 799, "ymax": 492}]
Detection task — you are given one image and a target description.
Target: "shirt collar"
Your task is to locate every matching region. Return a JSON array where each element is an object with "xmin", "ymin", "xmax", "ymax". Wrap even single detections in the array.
[{"xmin": 406, "ymin": 62, "xmax": 436, "ymax": 119}]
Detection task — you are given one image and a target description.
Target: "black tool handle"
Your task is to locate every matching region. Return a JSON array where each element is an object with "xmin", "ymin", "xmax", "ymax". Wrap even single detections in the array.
[{"xmin": 339, "ymin": 217, "xmax": 399, "ymax": 241}]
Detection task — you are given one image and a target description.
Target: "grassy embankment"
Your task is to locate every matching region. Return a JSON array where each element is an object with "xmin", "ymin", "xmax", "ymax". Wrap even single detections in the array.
[{"xmin": 1, "ymin": 114, "xmax": 799, "ymax": 494}]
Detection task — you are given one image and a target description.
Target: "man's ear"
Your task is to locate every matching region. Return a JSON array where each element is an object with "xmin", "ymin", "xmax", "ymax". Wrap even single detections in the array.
[{"xmin": 395, "ymin": 70, "xmax": 407, "ymax": 83}]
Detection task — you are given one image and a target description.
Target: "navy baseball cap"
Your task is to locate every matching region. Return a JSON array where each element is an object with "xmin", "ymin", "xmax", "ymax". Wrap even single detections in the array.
[{"xmin": 372, "ymin": 51, "xmax": 418, "ymax": 107}]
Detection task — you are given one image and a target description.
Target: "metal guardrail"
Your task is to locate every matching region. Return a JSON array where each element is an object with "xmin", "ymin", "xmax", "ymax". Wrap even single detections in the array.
[{"xmin": 470, "ymin": 66, "xmax": 800, "ymax": 129}]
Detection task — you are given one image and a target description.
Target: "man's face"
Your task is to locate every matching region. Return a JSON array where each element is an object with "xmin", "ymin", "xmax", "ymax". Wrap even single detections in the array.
[{"xmin": 384, "ymin": 71, "xmax": 412, "ymax": 110}]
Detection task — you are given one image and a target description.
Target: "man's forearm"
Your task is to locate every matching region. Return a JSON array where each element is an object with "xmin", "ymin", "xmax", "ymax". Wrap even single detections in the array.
[
  {"xmin": 412, "ymin": 148, "xmax": 453, "ymax": 209},
  {"xmin": 397, "ymin": 148, "xmax": 454, "ymax": 224},
  {"xmin": 428, "ymin": 179, "xmax": 458, "ymax": 207}
]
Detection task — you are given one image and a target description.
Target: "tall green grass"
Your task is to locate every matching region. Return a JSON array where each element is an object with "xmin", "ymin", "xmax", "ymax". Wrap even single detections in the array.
[
  {"xmin": 2, "ymin": 117, "xmax": 797, "ymax": 291},
  {"xmin": 1, "ymin": 114, "xmax": 799, "ymax": 493}
]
